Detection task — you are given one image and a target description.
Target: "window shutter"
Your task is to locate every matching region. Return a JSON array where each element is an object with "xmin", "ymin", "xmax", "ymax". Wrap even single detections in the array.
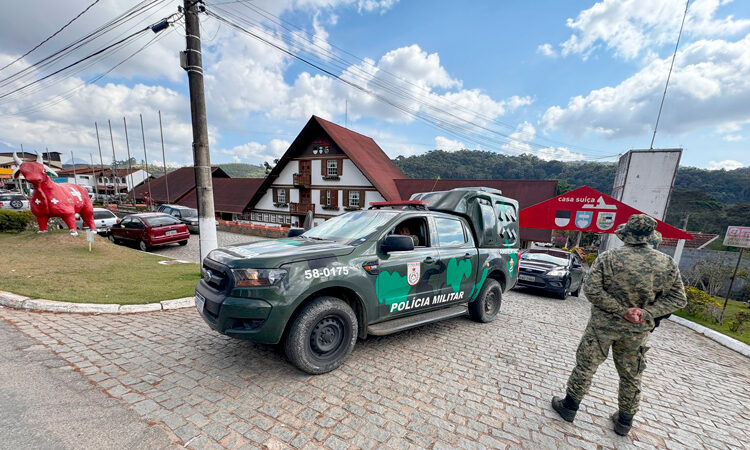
[
  {"xmin": 321, "ymin": 159, "xmax": 327, "ymax": 176},
  {"xmin": 272, "ymin": 188, "xmax": 278, "ymax": 203},
  {"xmin": 285, "ymin": 188, "xmax": 290, "ymax": 203},
  {"xmin": 360, "ymin": 190, "xmax": 366, "ymax": 208},
  {"xmin": 337, "ymin": 159, "xmax": 343, "ymax": 176},
  {"xmin": 331, "ymin": 189, "xmax": 338, "ymax": 206},
  {"xmin": 343, "ymin": 189, "xmax": 349, "ymax": 207}
]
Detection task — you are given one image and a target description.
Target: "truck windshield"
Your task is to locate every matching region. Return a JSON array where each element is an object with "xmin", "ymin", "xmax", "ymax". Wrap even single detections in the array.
[{"xmin": 303, "ymin": 211, "xmax": 397, "ymax": 244}]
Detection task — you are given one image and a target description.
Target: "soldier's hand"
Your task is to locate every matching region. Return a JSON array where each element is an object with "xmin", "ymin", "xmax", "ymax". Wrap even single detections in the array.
[{"xmin": 623, "ymin": 307, "xmax": 644, "ymax": 324}]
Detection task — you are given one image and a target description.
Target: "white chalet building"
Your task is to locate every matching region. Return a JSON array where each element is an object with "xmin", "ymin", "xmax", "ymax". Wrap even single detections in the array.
[{"xmin": 247, "ymin": 116, "xmax": 407, "ymax": 227}]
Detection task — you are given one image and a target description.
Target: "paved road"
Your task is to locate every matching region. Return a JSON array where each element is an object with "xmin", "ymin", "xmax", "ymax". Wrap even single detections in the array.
[
  {"xmin": 0, "ymin": 289, "xmax": 747, "ymax": 449},
  {"xmin": 149, "ymin": 231, "xmax": 268, "ymax": 263},
  {"xmin": 0, "ymin": 319, "xmax": 176, "ymax": 449}
]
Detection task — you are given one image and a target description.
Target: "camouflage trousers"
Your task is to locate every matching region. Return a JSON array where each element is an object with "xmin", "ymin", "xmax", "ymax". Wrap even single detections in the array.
[{"xmin": 566, "ymin": 324, "xmax": 650, "ymax": 415}]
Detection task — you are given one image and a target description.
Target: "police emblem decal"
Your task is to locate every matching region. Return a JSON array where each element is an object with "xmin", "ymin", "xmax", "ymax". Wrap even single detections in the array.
[
  {"xmin": 407, "ymin": 262, "xmax": 421, "ymax": 286},
  {"xmin": 575, "ymin": 211, "xmax": 593, "ymax": 229},
  {"xmin": 596, "ymin": 212, "xmax": 616, "ymax": 230}
]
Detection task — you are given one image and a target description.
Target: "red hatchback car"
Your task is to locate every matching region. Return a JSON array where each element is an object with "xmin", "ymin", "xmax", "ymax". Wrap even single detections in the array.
[{"xmin": 108, "ymin": 213, "xmax": 189, "ymax": 251}]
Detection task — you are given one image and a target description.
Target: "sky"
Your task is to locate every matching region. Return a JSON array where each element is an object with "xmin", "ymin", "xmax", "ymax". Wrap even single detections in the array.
[{"xmin": 0, "ymin": 0, "xmax": 748, "ymax": 171}]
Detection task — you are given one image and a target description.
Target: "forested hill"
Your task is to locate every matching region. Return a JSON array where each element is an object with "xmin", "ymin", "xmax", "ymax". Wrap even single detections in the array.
[{"xmin": 393, "ymin": 151, "xmax": 750, "ymax": 205}]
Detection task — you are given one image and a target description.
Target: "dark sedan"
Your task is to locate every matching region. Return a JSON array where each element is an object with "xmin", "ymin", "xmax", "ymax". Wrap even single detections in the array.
[
  {"xmin": 108, "ymin": 213, "xmax": 189, "ymax": 252},
  {"xmin": 516, "ymin": 249, "xmax": 585, "ymax": 299},
  {"xmin": 157, "ymin": 204, "xmax": 200, "ymax": 233}
]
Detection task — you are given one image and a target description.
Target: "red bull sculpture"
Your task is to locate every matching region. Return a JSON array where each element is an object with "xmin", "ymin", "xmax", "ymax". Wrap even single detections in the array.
[{"xmin": 12, "ymin": 152, "xmax": 96, "ymax": 236}]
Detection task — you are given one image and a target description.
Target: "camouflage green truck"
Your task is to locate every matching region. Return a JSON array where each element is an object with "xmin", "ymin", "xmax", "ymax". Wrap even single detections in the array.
[{"xmin": 195, "ymin": 187, "xmax": 520, "ymax": 374}]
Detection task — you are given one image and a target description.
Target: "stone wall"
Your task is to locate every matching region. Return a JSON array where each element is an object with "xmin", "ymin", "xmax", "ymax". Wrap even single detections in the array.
[
  {"xmin": 658, "ymin": 246, "xmax": 749, "ymax": 299},
  {"xmin": 217, "ymin": 220, "xmax": 289, "ymax": 239}
]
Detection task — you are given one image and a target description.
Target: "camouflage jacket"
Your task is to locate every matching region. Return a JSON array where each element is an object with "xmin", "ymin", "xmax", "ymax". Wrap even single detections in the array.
[{"xmin": 583, "ymin": 244, "xmax": 687, "ymax": 334}]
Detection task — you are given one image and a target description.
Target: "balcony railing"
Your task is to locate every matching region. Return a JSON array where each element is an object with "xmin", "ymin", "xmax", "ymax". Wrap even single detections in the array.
[
  {"xmin": 293, "ymin": 172, "xmax": 311, "ymax": 188},
  {"xmin": 290, "ymin": 202, "xmax": 315, "ymax": 215}
]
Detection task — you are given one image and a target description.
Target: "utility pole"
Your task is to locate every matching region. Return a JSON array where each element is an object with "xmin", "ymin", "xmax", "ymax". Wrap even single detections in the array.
[
  {"xmin": 158, "ymin": 110, "xmax": 170, "ymax": 203},
  {"xmin": 108, "ymin": 120, "xmax": 117, "ymax": 200},
  {"xmin": 94, "ymin": 123, "xmax": 105, "ymax": 201},
  {"xmin": 123, "ymin": 117, "xmax": 136, "ymax": 206},
  {"xmin": 90, "ymin": 153, "xmax": 98, "ymax": 199},
  {"xmin": 183, "ymin": 0, "xmax": 218, "ymax": 262},
  {"xmin": 140, "ymin": 114, "xmax": 153, "ymax": 210},
  {"xmin": 71, "ymin": 151, "xmax": 78, "ymax": 185}
]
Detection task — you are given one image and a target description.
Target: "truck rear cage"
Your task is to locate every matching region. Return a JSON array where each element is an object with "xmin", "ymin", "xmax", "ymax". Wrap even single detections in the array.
[{"xmin": 369, "ymin": 200, "xmax": 429, "ymax": 210}]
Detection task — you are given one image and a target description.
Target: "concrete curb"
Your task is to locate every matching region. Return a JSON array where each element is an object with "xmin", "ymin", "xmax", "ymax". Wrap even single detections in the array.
[
  {"xmin": 667, "ymin": 315, "xmax": 750, "ymax": 358},
  {"xmin": 0, "ymin": 291, "xmax": 194, "ymax": 315}
]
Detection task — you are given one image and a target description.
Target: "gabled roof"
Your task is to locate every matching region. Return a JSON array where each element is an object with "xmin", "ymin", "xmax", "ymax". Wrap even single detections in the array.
[
  {"xmin": 177, "ymin": 178, "xmax": 264, "ymax": 214},
  {"xmin": 132, "ymin": 166, "xmax": 229, "ymax": 203},
  {"xmin": 661, "ymin": 232, "xmax": 718, "ymax": 249},
  {"xmin": 395, "ymin": 178, "xmax": 559, "ymax": 242},
  {"xmin": 247, "ymin": 116, "xmax": 407, "ymax": 209},
  {"xmin": 57, "ymin": 166, "xmax": 142, "ymax": 176}
]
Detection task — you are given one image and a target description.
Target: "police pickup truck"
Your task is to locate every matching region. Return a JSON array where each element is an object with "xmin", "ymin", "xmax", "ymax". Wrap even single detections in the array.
[{"xmin": 195, "ymin": 187, "xmax": 520, "ymax": 374}]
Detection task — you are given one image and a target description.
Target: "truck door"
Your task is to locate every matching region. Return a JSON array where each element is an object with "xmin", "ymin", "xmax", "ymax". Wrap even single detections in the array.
[
  {"xmin": 433, "ymin": 216, "xmax": 478, "ymax": 306},
  {"xmin": 374, "ymin": 215, "xmax": 442, "ymax": 320}
]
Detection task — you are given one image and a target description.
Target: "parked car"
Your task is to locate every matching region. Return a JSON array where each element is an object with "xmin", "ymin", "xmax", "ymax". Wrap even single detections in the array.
[
  {"xmin": 516, "ymin": 249, "xmax": 584, "ymax": 299},
  {"xmin": 77, "ymin": 207, "xmax": 119, "ymax": 234},
  {"xmin": 0, "ymin": 193, "xmax": 29, "ymax": 211},
  {"xmin": 157, "ymin": 204, "xmax": 200, "ymax": 233},
  {"xmin": 108, "ymin": 213, "xmax": 189, "ymax": 251},
  {"xmin": 195, "ymin": 187, "xmax": 521, "ymax": 374}
]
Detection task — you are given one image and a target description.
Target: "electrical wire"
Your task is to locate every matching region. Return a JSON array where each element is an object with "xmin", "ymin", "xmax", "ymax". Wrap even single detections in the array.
[
  {"xmin": 206, "ymin": 7, "xmax": 616, "ymax": 160},
  {"xmin": 209, "ymin": 0, "xmax": 608, "ymax": 157},
  {"xmin": 650, "ymin": 0, "xmax": 689, "ymax": 149},
  {"xmin": 0, "ymin": 0, "xmax": 102, "ymax": 73}
]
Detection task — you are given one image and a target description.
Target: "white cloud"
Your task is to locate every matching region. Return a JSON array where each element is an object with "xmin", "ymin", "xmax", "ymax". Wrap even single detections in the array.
[
  {"xmin": 722, "ymin": 134, "xmax": 742, "ymax": 142},
  {"xmin": 537, "ymin": 43, "xmax": 557, "ymax": 57},
  {"xmin": 502, "ymin": 122, "xmax": 585, "ymax": 161},
  {"xmin": 707, "ymin": 159, "xmax": 744, "ymax": 170},
  {"xmin": 557, "ymin": 0, "xmax": 750, "ymax": 60},
  {"xmin": 434, "ymin": 136, "xmax": 467, "ymax": 152},
  {"xmin": 542, "ymin": 34, "xmax": 750, "ymax": 139},
  {"xmin": 219, "ymin": 139, "xmax": 291, "ymax": 164}
]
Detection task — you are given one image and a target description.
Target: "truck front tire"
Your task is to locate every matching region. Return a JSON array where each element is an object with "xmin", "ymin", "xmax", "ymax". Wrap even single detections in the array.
[
  {"xmin": 284, "ymin": 296, "xmax": 358, "ymax": 375},
  {"xmin": 469, "ymin": 279, "xmax": 502, "ymax": 323}
]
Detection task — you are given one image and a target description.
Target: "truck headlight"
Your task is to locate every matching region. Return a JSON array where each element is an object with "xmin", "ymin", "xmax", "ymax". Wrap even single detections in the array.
[
  {"xmin": 546, "ymin": 268, "xmax": 567, "ymax": 277},
  {"xmin": 232, "ymin": 268, "xmax": 287, "ymax": 287}
]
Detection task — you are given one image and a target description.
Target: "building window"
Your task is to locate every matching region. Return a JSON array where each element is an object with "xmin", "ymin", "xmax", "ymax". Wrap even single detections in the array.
[
  {"xmin": 262, "ymin": 213, "xmax": 269, "ymax": 222},
  {"xmin": 327, "ymin": 160, "xmax": 338, "ymax": 177},
  {"xmin": 325, "ymin": 189, "xmax": 331, "ymax": 206},
  {"xmin": 277, "ymin": 188, "xmax": 286, "ymax": 204},
  {"xmin": 349, "ymin": 190, "xmax": 360, "ymax": 208}
]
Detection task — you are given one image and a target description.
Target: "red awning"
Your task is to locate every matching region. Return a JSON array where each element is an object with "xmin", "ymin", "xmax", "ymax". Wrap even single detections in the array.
[{"xmin": 519, "ymin": 185, "xmax": 692, "ymax": 240}]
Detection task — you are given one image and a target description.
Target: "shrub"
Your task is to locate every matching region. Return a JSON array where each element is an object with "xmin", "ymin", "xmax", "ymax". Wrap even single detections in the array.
[
  {"xmin": 0, "ymin": 210, "xmax": 35, "ymax": 232},
  {"xmin": 682, "ymin": 287, "xmax": 721, "ymax": 316},
  {"xmin": 728, "ymin": 311, "xmax": 750, "ymax": 333},
  {"xmin": 585, "ymin": 252, "xmax": 598, "ymax": 266}
]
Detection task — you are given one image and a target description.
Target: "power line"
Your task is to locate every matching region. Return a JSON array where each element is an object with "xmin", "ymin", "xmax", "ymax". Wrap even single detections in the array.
[
  {"xmin": 650, "ymin": 0, "xmax": 689, "ymax": 149},
  {"xmin": 0, "ymin": 0, "xmax": 102, "ymax": 73},
  {"xmin": 206, "ymin": 8, "xmax": 616, "ymax": 160},
  {"xmin": 209, "ymin": 0, "xmax": 607, "ymax": 156}
]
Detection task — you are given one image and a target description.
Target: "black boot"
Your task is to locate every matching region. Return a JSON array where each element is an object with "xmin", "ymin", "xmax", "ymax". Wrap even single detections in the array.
[
  {"xmin": 551, "ymin": 395, "xmax": 579, "ymax": 422},
  {"xmin": 611, "ymin": 411, "xmax": 634, "ymax": 436}
]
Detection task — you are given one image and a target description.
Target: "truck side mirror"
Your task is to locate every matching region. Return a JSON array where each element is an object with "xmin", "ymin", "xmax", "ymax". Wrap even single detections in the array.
[
  {"xmin": 288, "ymin": 227, "xmax": 305, "ymax": 238},
  {"xmin": 381, "ymin": 235, "xmax": 414, "ymax": 253}
]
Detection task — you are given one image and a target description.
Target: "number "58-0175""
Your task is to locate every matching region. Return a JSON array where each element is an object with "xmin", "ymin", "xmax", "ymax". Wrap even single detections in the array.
[{"xmin": 304, "ymin": 266, "xmax": 350, "ymax": 279}]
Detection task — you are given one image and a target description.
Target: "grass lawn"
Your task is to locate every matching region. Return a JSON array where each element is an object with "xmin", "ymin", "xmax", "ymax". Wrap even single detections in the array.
[
  {"xmin": 675, "ymin": 299, "xmax": 750, "ymax": 345},
  {"xmin": 0, "ymin": 231, "xmax": 200, "ymax": 304}
]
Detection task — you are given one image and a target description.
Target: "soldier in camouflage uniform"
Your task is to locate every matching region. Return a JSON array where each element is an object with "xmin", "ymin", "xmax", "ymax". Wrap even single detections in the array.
[{"xmin": 551, "ymin": 214, "xmax": 687, "ymax": 436}]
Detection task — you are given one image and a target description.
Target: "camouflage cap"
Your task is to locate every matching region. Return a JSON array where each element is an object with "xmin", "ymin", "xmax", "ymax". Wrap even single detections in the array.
[{"xmin": 615, "ymin": 214, "xmax": 658, "ymax": 245}]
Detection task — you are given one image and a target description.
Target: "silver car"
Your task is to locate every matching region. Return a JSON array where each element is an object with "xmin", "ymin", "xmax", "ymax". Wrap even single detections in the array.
[
  {"xmin": 77, "ymin": 207, "xmax": 120, "ymax": 234},
  {"xmin": 0, "ymin": 193, "xmax": 29, "ymax": 211}
]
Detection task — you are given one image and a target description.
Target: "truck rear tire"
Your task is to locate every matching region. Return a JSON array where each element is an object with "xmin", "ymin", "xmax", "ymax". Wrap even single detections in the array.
[
  {"xmin": 469, "ymin": 279, "xmax": 502, "ymax": 323},
  {"xmin": 284, "ymin": 296, "xmax": 358, "ymax": 374}
]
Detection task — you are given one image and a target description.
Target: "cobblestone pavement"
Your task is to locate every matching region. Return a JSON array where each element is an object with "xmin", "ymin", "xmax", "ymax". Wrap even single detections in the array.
[
  {"xmin": 149, "ymin": 231, "xmax": 268, "ymax": 263},
  {"xmin": 1, "ymin": 289, "xmax": 748, "ymax": 449}
]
